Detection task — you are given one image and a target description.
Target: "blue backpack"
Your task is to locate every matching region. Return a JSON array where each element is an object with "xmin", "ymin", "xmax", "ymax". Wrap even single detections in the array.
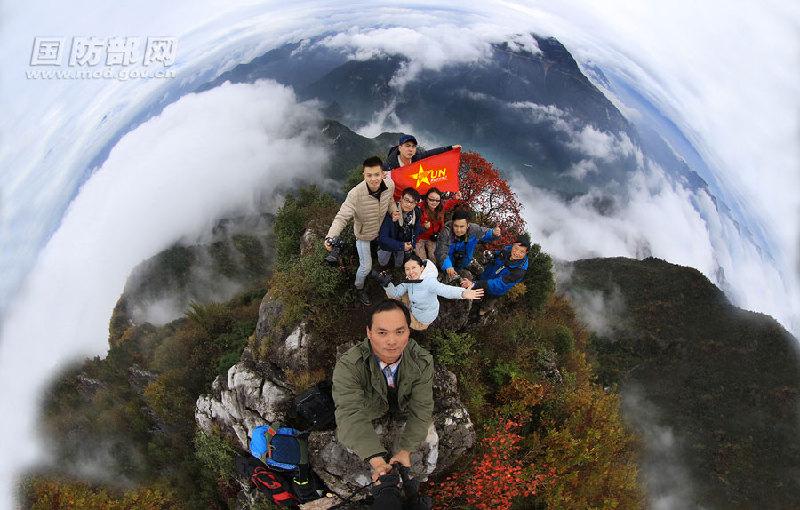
[{"xmin": 250, "ymin": 424, "xmax": 309, "ymax": 472}]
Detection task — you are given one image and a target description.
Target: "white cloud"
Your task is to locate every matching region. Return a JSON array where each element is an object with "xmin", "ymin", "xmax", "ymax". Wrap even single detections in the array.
[
  {"xmin": 568, "ymin": 159, "xmax": 598, "ymax": 180},
  {"xmin": 0, "ymin": 80, "xmax": 327, "ymax": 507},
  {"xmin": 510, "ymin": 101, "xmax": 643, "ymax": 173},
  {"xmin": 492, "ymin": 0, "xmax": 800, "ymax": 322},
  {"xmin": 567, "ymin": 127, "xmax": 637, "ymax": 163},
  {"xmin": 557, "ymin": 273, "xmax": 627, "ymax": 337},
  {"xmin": 622, "ymin": 385, "xmax": 701, "ymax": 510},
  {"xmin": 508, "ymin": 101, "xmax": 571, "ymax": 131},
  {"xmin": 355, "ymin": 97, "xmax": 416, "ymax": 139},
  {"xmin": 318, "ymin": 23, "xmax": 540, "ymax": 88},
  {"xmin": 513, "ymin": 160, "xmax": 800, "ymax": 336}
]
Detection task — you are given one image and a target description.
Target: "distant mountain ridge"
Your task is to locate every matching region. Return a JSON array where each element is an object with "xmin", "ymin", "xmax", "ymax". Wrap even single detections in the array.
[
  {"xmin": 199, "ymin": 34, "xmax": 710, "ymax": 199},
  {"xmin": 560, "ymin": 256, "xmax": 800, "ymax": 509}
]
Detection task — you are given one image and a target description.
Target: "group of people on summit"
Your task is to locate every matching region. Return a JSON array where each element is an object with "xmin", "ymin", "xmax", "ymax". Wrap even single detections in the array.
[
  {"xmin": 324, "ymin": 134, "xmax": 531, "ymax": 326},
  {"xmin": 322, "ymin": 134, "xmax": 533, "ymax": 488}
]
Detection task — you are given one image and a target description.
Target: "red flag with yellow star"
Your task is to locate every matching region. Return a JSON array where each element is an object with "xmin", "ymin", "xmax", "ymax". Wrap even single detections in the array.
[{"xmin": 390, "ymin": 147, "xmax": 461, "ymax": 199}]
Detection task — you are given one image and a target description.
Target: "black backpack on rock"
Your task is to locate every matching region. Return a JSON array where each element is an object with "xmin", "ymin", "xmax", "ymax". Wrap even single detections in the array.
[{"xmin": 294, "ymin": 380, "xmax": 336, "ymax": 431}]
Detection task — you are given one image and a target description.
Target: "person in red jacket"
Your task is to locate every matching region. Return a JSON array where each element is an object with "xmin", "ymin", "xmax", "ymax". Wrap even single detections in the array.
[{"xmin": 414, "ymin": 187, "xmax": 462, "ymax": 264}]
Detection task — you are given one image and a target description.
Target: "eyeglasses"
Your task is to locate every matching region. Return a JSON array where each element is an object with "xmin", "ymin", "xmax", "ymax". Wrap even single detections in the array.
[
  {"xmin": 401, "ymin": 197, "xmax": 417, "ymax": 204},
  {"xmin": 427, "ymin": 197, "xmax": 441, "ymax": 203}
]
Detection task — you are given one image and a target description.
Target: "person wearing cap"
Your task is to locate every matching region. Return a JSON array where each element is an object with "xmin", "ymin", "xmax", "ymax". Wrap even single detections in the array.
[
  {"xmin": 460, "ymin": 233, "xmax": 532, "ymax": 316},
  {"xmin": 383, "ymin": 134, "xmax": 462, "ymax": 172}
]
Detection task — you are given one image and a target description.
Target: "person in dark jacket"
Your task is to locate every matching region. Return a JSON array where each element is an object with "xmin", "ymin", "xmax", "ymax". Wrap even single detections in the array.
[
  {"xmin": 383, "ymin": 133, "xmax": 461, "ymax": 172},
  {"xmin": 332, "ymin": 299, "xmax": 434, "ymax": 483},
  {"xmin": 378, "ymin": 187, "xmax": 423, "ymax": 268},
  {"xmin": 435, "ymin": 208, "xmax": 500, "ymax": 282},
  {"xmin": 461, "ymin": 233, "xmax": 531, "ymax": 316}
]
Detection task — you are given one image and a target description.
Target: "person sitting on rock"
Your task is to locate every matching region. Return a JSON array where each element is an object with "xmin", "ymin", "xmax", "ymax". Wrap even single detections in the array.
[
  {"xmin": 332, "ymin": 299, "xmax": 434, "ymax": 482},
  {"xmin": 377, "ymin": 187, "xmax": 423, "ymax": 269},
  {"xmin": 415, "ymin": 187, "xmax": 462, "ymax": 264},
  {"xmin": 383, "ymin": 133, "xmax": 461, "ymax": 172},
  {"xmin": 376, "ymin": 253, "xmax": 484, "ymax": 331},
  {"xmin": 435, "ymin": 208, "xmax": 500, "ymax": 282},
  {"xmin": 324, "ymin": 156, "xmax": 399, "ymax": 306},
  {"xmin": 460, "ymin": 233, "xmax": 531, "ymax": 317}
]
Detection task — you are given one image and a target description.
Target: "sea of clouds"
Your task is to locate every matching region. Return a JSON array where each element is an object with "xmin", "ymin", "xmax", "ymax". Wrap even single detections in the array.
[
  {"xmin": 1, "ymin": 2, "xmax": 797, "ymax": 509},
  {"xmin": 0, "ymin": 79, "xmax": 328, "ymax": 506}
]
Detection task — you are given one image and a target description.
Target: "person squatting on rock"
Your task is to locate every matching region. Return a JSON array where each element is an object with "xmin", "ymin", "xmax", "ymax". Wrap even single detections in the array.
[
  {"xmin": 325, "ymin": 156, "xmax": 399, "ymax": 306},
  {"xmin": 331, "ymin": 299, "xmax": 434, "ymax": 483},
  {"xmin": 376, "ymin": 253, "xmax": 484, "ymax": 331},
  {"xmin": 461, "ymin": 233, "xmax": 531, "ymax": 317},
  {"xmin": 435, "ymin": 208, "xmax": 501, "ymax": 283},
  {"xmin": 415, "ymin": 187, "xmax": 462, "ymax": 264},
  {"xmin": 378, "ymin": 187, "xmax": 424, "ymax": 269},
  {"xmin": 382, "ymin": 133, "xmax": 461, "ymax": 173}
]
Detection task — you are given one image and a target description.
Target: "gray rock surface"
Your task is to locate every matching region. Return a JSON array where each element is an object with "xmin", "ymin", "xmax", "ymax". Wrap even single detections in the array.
[
  {"xmin": 196, "ymin": 290, "xmax": 476, "ymax": 505},
  {"xmin": 196, "ymin": 359, "xmax": 292, "ymax": 449}
]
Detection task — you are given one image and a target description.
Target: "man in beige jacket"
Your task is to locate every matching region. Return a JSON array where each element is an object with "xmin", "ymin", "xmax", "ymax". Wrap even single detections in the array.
[{"xmin": 325, "ymin": 156, "xmax": 397, "ymax": 305}]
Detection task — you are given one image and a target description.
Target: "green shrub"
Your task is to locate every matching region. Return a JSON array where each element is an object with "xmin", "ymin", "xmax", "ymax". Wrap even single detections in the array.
[
  {"xmin": 217, "ymin": 351, "xmax": 240, "ymax": 379},
  {"xmin": 456, "ymin": 359, "xmax": 489, "ymax": 421},
  {"xmin": 522, "ymin": 244, "xmax": 554, "ymax": 313},
  {"xmin": 431, "ymin": 330, "xmax": 476, "ymax": 368},
  {"xmin": 185, "ymin": 302, "xmax": 233, "ymax": 336},
  {"xmin": 268, "ymin": 244, "xmax": 348, "ymax": 330},
  {"xmin": 194, "ymin": 429, "xmax": 236, "ymax": 481},
  {"xmin": 344, "ymin": 164, "xmax": 366, "ymax": 191},
  {"xmin": 232, "ymin": 234, "xmax": 267, "ymax": 275},
  {"xmin": 274, "ymin": 187, "xmax": 337, "ymax": 266},
  {"xmin": 552, "ymin": 325, "xmax": 575, "ymax": 357},
  {"xmin": 490, "ymin": 360, "xmax": 522, "ymax": 387}
]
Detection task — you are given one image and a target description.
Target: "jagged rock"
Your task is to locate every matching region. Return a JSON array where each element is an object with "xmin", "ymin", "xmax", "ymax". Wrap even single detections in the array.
[
  {"xmin": 127, "ymin": 363, "xmax": 157, "ymax": 395},
  {"xmin": 427, "ymin": 298, "xmax": 472, "ymax": 333},
  {"xmin": 198, "ymin": 277, "xmax": 476, "ymax": 507},
  {"xmin": 196, "ymin": 361, "xmax": 292, "ymax": 448},
  {"xmin": 253, "ymin": 293, "xmax": 294, "ymax": 359},
  {"xmin": 74, "ymin": 374, "xmax": 104, "ymax": 399},
  {"xmin": 534, "ymin": 348, "xmax": 563, "ymax": 385},
  {"xmin": 300, "ymin": 227, "xmax": 323, "ymax": 256},
  {"xmin": 307, "ymin": 365, "xmax": 475, "ymax": 498},
  {"xmin": 268, "ymin": 322, "xmax": 311, "ymax": 373}
]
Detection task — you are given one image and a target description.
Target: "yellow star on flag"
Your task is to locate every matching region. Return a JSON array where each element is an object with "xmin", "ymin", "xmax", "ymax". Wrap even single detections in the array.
[{"xmin": 410, "ymin": 165, "xmax": 431, "ymax": 188}]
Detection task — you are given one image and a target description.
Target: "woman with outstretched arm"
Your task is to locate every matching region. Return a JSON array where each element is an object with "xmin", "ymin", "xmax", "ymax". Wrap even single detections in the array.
[{"xmin": 374, "ymin": 253, "xmax": 483, "ymax": 330}]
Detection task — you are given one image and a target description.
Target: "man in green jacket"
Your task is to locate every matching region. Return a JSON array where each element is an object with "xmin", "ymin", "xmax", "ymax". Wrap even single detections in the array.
[{"xmin": 332, "ymin": 299, "xmax": 434, "ymax": 482}]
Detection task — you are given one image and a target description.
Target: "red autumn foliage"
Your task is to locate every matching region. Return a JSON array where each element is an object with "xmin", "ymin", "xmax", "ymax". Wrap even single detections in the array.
[
  {"xmin": 458, "ymin": 152, "xmax": 526, "ymax": 248},
  {"xmin": 427, "ymin": 418, "xmax": 556, "ymax": 510}
]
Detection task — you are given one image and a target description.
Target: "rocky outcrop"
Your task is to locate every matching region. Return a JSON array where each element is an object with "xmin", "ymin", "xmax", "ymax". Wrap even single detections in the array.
[
  {"xmin": 196, "ymin": 358, "xmax": 292, "ymax": 449},
  {"xmin": 307, "ymin": 365, "xmax": 475, "ymax": 497},
  {"xmin": 196, "ymin": 290, "xmax": 476, "ymax": 505}
]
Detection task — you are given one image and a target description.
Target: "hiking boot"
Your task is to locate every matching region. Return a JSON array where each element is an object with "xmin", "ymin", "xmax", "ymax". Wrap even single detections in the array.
[{"xmin": 356, "ymin": 287, "xmax": 371, "ymax": 306}]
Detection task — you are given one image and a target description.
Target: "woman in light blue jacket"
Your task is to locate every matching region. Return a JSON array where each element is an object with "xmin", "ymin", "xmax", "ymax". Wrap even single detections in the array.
[{"xmin": 380, "ymin": 253, "xmax": 484, "ymax": 330}]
